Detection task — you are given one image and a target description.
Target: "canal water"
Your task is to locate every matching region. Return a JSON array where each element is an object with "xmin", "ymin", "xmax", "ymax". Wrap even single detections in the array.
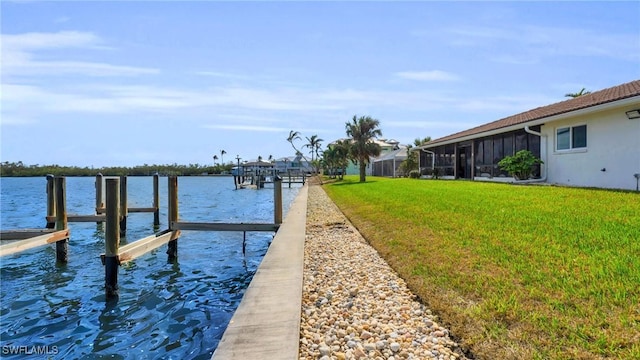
[{"xmin": 0, "ymin": 176, "xmax": 302, "ymax": 359}]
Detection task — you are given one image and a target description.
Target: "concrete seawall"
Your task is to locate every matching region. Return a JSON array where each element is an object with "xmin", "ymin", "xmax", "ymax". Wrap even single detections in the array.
[{"xmin": 211, "ymin": 184, "xmax": 308, "ymax": 359}]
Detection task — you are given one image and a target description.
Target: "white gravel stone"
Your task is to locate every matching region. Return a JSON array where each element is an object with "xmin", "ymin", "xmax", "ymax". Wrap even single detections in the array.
[{"xmin": 299, "ymin": 184, "xmax": 467, "ymax": 360}]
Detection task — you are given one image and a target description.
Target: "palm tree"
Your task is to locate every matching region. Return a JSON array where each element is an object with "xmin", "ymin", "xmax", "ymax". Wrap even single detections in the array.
[
  {"xmin": 287, "ymin": 131, "xmax": 302, "ymax": 156},
  {"xmin": 414, "ymin": 137, "xmax": 431, "ymax": 146},
  {"xmin": 213, "ymin": 155, "xmax": 218, "ymax": 165},
  {"xmin": 323, "ymin": 140, "xmax": 350, "ymax": 180},
  {"xmin": 287, "ymin": 130, "xmax": 312, "ymax": 165},
  {"xmin": 220, "ymin": 150, "xmax": 227, "ymax": 164},
  {"xmin": 334, "ymin": 139, "xmax": 351, "ymax": 178},
  {"xmin": 303, "ymin": 135, "xmax": 323, "ymax": 174},
  {"xmin": 345, "ymin": 115, "xmax": 383, "ymax": 182},
  {"xmin": 304, "ymin": 135, "xmax": 323, "ymax": 162},
  {"xmin": 565, "ymin": 88, "xmax": 591, "ymax": 98}
]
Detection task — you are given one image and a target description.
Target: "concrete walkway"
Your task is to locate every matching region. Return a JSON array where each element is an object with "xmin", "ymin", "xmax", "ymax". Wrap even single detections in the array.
[{"xmin": 211, "ymin": 184, "xmax": 308, "ymax": 360}]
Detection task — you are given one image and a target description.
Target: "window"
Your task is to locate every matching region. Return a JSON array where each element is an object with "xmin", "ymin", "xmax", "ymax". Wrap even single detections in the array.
[
  {"xmin": 572, "ymin": 125, "xmax": 587, "ymax": 148},
  {"xmin": 556, "ymin": 125, "xmax": 587, "ymax": 151}
]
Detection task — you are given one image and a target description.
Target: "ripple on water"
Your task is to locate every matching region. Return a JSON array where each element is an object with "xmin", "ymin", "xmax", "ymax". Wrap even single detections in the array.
[{"xmin": 1, "ymin": 176, "xmax": 301, "ymax": 359}]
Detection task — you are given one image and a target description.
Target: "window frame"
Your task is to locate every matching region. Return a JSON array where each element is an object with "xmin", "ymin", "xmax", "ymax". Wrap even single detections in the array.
[{"xmin": 555, "ymin": 124, "xmax": 587, "ymax": 152}]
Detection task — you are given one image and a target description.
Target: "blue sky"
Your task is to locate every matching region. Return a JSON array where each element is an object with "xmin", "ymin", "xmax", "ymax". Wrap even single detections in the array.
[{"xmin": 2, "ymin": 1, "xmax": 639, "ymax": 167}]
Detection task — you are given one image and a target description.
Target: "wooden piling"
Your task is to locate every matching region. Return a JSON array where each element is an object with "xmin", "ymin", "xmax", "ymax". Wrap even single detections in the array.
[
  {"xmin": 54, "ymin": 177, "xmax": 68, "ymax": 263},
  {"xmin": 153, "ymin": 174, "xmax": 160, "ymax": 226},
  {"xmin": 274, "ymin": 176, "xmax": 283, "ymax": 225},
  {"xmin": 167, "ymin": 176, "xmax": 179, "ymax": 260},
  {"xmin": 95, "ymin": 173, "xmax": 104, "ymax": 212},
  {"xmin": 46, "ymin": 175, "xmax": 56, "ymax": 229},
  {"xmin": 119, "ymin": 176, "xmax": 128, "ymax": 236},
  {"xmin": 104, "ymin": 178, "xmax": 120, "ymax": 299}
]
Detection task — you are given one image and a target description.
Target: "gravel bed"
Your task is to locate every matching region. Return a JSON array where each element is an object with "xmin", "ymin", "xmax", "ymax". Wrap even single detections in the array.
[{"xmin": 300, "ymin": 184, "xmax": 468, "ymax": 360}]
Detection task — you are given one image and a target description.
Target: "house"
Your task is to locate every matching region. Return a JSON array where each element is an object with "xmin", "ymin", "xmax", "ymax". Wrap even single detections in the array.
[
  {"xmin": 414, "ymin": 80, "xmax": 640, "ymax": 191},
  {"xmin": 274, "ymin": 154, "xmax": 313, "ymax": 174},
  {"xmin": 328, "ymin": 138, "xmax": 404, "ymax": 176}
]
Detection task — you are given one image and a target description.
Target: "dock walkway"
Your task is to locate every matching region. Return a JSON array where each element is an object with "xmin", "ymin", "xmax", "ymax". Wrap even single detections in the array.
[{"xmin": 211, "ymin": 184, "xmax": 307, "ymax": 359}]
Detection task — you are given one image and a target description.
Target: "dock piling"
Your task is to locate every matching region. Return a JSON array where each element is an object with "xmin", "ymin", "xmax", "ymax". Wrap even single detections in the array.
[
  {"xmin": 153, "ymin": 174, "xmax": 160, "ymax": 226},
  {"xmin": 46, "ymin": 175, "xmax": 56, "ymax": 229},
  {"xmin": 119, "ymin": 176, "xmax": 128, "ymax": 236},
  {"xmin": 105, "ymin": 178, "xmax": 120, "ymax": 299},
  {"xmin": 167, "ymin": 176, "xmax": 179, "ymax": 261},
  {"xmin": 54, "ymin": 176, "xmax": 69, "ymax": 263},
  {"xmin": 274, "ymin": 176, "xmax": 283, "ymax": 225},
  {"xmin": 95, "ymin": 173, "xmax": 104, "ymax": 213}
]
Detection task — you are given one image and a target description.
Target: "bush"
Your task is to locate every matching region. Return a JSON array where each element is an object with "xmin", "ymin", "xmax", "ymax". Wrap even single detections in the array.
[
  {"xmin": 409, "ymin": 170, "xmax": 421, "ymax": 179},
  {"xmin": 498, "ymin": 150, "xmax": 543, "ymax": 180}
]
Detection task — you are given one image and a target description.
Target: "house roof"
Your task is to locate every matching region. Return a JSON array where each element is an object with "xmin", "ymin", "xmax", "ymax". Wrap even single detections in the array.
[
  {"xmin": 373, "ymin": 147, "xmax": 408, "ymax": 162},
  {"xmin": 328, "ymin": 137, "xmax": 400, "ymax": 148},
  {"xmin": 242, "ymin": 161, "xmax": 275, "ymax": 167},
  {"xmin": 423, "ymin": 79, "xmax": 640, "ymax": 147}
]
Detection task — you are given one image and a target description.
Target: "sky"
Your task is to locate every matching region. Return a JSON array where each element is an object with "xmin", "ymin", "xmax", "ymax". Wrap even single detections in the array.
[{"xmin": 2, "ymin": 1, "xmax": 639, "ymax": 168}]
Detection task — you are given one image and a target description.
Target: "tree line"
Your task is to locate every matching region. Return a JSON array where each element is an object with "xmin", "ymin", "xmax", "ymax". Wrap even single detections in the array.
[{"xmin": 0, "ymin": 161, "xmax": 234, "ymax": 177}]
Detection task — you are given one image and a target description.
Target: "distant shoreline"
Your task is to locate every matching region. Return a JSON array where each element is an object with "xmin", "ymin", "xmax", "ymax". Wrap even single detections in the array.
[{"xmin": 0, "ymin": 174, "xmax": 234, "ymax": 178}]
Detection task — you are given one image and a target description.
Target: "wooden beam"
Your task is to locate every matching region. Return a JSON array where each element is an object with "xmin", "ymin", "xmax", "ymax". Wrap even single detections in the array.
[
  {"xmin": 0, "ymin": 229, "xmax": 70, "ymax": 257},
  {"xmin": 1, "ymin": 229, "xmax": 59, "ymax": 240},
  {"xmin": 128, "ymin": 207, "xmax": 157, "ymax": 213},
  {"xmin": 116, "ymin": 230, "xmax": 181, "ymax": 264},
  {"xmin": 172, "ymin": 221, "xmax": 279, "ymax": 232},
  {"xmin": 97, "ymin": 207, "xmax": 157, "ymax": 214},
  {"xmin": 67, "ymin": 214, "xmax": 107, "ymax": 222},
  {"xmin": 48, "ymin": 214, "xmax": 106, "ymax": 222}
]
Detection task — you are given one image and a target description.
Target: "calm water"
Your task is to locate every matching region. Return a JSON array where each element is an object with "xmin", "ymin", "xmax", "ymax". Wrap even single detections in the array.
[{"xmin": 0, "ymin": 176, "xmax": 301, "ymax": 359}]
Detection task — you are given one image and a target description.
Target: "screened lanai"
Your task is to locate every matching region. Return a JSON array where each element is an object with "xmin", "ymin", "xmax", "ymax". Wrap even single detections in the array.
[{"xmin": 372, "ymin": 148, "xmax": 407, "ymax": 177}]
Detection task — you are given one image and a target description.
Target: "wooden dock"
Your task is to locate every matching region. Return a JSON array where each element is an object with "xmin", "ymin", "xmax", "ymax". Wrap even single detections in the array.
[
  {"xmin": 233, "ymin": 166, "xmax": 306, "ymax": 190},
  {"xmin": 1, "ymin": 174, "xmax": 287, "ymax": 301},
  {"xmin": 1, "ymin": 176, "xmax": 70, "ymax": 261},
  {"xmin": 96, "ymin": 175, "xmax": 284, "ymax": 299}
]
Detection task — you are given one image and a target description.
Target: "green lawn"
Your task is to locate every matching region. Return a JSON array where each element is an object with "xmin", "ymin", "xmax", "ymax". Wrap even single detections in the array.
[{"xmin": 323, "ymin": 176, "xmax": 640, "ymax": 360}]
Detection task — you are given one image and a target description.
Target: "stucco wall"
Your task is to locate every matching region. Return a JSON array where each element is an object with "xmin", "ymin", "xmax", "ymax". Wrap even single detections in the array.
[{"xmin": 541, "ymin": 106, "xmax": 640, "ymax": 190}]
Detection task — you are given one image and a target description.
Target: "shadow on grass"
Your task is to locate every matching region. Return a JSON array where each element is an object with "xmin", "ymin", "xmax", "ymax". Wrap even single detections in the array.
[{"xmin": 326, "ymin": 179, "xmax": 378, "ymax": 186}]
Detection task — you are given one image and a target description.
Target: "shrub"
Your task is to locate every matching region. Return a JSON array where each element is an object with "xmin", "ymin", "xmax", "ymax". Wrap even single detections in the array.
[
  {"xmin": 431, "ymin": 167, "xmax": 441, "ymax": 179},
  {"xmin": 409, "ymin": 170, "xmax": 421, "ymax": 179},
  {"xmin": 498, "ymin": 150, "xmax": 543, "ymax": 180}
]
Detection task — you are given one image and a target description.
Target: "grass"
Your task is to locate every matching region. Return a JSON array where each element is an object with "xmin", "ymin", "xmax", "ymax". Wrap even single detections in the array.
[{"xmin": 322, "ymin": 176, "xmax": 640, "ymax": 360}]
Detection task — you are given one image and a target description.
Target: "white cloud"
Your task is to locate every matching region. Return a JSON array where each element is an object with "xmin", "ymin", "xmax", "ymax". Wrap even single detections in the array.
[
  {"xmin": 2, "ymin": 31, "xmax": 100, "ymax": 50},
  {"xmin": 2, "ymin": 80, "xmax": 514, "ymax": 123},
  {"xmin": 194, "ymin": 71, "xmax": 251, "ymax": 80},
  {"xmin": 456, "ymin": 94, "xmax": 556, "ymax": 114},
  {"xmin": 2, "ymin": 31, "xmax": 159, "ymax": 78},
  {"xmin": 395, "ymin": 70, "xmax": 460, "ymax": 82},
  {"xmin": 203, "ymin": 124, "xmax": 290, "ymax": 132},
  {"xmin": 8, "ymin": 60, "xmax": 159, "ymax": 77},
  {"xmin": 386, "ymin": 120, "xmax": 481, "ymax": 130},
  {"xmin": 445, "ymin": 24, "xmax": 639, "ymax": 62}
]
